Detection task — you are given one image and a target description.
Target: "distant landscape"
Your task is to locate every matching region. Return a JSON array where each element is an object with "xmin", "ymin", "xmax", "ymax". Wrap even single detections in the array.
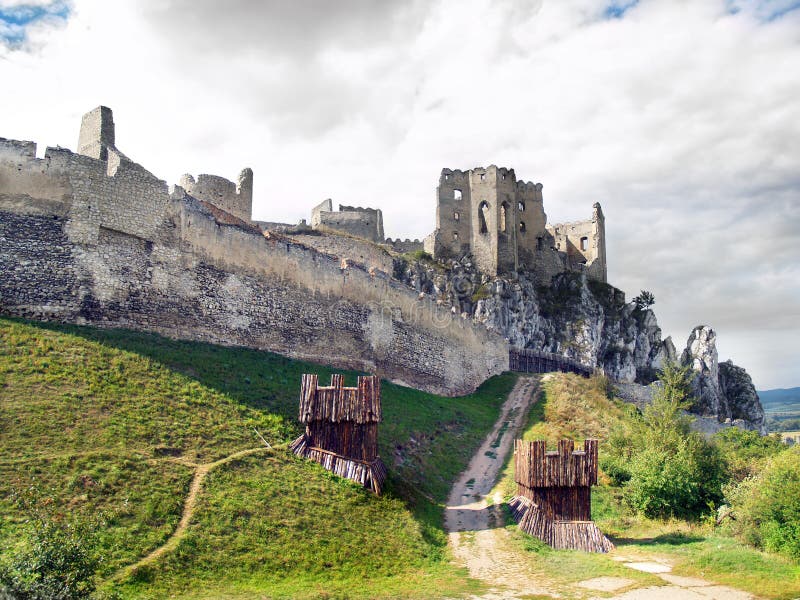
[{"xmin": 759, "ymin": 388, "xmax": 800, "ymax": 433}]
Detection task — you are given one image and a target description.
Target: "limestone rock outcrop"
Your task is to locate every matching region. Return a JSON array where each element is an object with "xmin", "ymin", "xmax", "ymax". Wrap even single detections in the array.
[
  {"xmin": 681, "ymin": 325, "xmax": 766, "ymax": 433},
  {"xmin": 394, "ymin": 257, "xmax": 674, "ymax": 384}
]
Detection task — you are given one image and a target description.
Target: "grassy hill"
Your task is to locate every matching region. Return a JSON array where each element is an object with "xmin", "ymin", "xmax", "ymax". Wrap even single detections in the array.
[{"xmin": 0, "ymin": 316, "xmax": 517, "ymax": 599}]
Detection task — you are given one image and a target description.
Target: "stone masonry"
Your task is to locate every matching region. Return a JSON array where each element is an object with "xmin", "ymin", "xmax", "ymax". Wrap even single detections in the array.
[
  {"xmin": 0, "ymin": 107, "xmax": 508, "ymax": 396},
  {"xmin": 423, "ymin": 165, "xmax": 607, "ymax": 283}
]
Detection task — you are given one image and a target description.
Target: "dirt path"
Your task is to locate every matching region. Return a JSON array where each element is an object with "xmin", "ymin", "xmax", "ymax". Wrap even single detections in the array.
[
  {"xmin": 445, "ymin": 376, "xmax": 755, "ymax": 600},
  {"xmin": 445, "ymin": 375, "xmax": 556, "ymax": 599},
  {"xmin": 113, "ymin": 446, "xmax": 269, "ymax": 581}
]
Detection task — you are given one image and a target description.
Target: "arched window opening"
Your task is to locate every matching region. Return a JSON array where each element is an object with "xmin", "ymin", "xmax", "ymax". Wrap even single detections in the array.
[
  {"xmin": 453, "ymin": 231, "xmax": 459, "ymax": 241},
  {"xmin": 453, "ymin": 189, "xmax": 462, "ymax": 200},
  {"xmin": 500, "ymin": 202, "xmax": 509, "ymax": 233},
  {"xmin": 580, "ymin": 236, "xmax": 588, "ymax": 251},
  {"xmin": 478, "ymin": 201, "xmax": 489, "ymax": 234},
  {"xmin": 518, "ymin": 201, "xmax": 525, "ymax": 212},
  {"xmin": 519, "ymin": 221, "xmax": 526, "ymax": 233},
  {"xmin": 536, "ymin": 236, "xmax": 543, "ymax": 250},
  {"xmin": 453, "ymin": 211, "xmax": 460, "ymax": 221}
]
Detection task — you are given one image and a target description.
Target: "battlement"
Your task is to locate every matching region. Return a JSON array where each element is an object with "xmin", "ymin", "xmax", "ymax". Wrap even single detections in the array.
[{"xmin": 0, "ymin": 138, "xmax": 37, "ymax": 160}]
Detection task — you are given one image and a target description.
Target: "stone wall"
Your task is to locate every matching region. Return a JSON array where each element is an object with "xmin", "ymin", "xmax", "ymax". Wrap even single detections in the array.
[
  {"xmin": 310, "ymin": 199, "xmax": 384, "ymax": 242},
  {"xmin": 179, "ymin": 169, "xmax": 253, "ymax": 224},
  {"xmin": 286, "ymin": 232, "xmax": 396, "ymax": 276},
  {"xmin": 0, "ymin": 137, "xmax": 508, "ymax": 396}
]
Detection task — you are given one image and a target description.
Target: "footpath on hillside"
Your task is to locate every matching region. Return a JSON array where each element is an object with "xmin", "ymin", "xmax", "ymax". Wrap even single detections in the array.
[{"xmin": 444, "ymin": 376, "xmax": 755, "ymax": 600}]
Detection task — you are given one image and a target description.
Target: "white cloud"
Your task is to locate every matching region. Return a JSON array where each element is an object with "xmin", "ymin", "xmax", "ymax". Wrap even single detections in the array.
[{"xmin": 1, "ymin": 0, "xmax": 798, "ymax": 388}]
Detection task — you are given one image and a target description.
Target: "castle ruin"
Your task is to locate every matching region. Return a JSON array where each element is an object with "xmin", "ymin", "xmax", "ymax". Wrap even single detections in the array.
[
  {"xmin": 423, "ymin": 165, "xmax": 607, "ymax": 282},
  {"xmin": 0, "ymin": 106, "xmax": 508, "ymax": 396}
]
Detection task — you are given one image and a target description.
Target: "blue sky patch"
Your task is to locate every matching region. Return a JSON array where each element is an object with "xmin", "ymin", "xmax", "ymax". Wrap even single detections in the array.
[
  {"xmin": 726, "ymin": 0, "xmax": 800, "ymax": 21},
  {"xmin": 603, "ymin": 0, "xmax": 639, "ymax": 20},
  {"xmin": 0, "ymin": 1, "xmax": 71, "ymax": 47}
]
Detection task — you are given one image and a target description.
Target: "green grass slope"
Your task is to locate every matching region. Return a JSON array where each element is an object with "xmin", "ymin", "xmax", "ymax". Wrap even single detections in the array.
[{"xmin": 0, "ymin": 316, "xmax": 516, "ymax": 599}]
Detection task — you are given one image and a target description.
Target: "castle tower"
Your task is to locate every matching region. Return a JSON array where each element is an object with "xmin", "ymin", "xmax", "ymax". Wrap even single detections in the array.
[
  {"xmin": 78, "ymin": 106, "xmax": 115, "ymax": 161},
  {"xmin": 591, "ymin": 202, "xmax": 607, "ymax": 282}
]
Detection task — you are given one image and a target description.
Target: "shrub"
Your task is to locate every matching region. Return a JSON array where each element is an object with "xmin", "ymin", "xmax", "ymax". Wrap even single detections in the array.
[
  {"xmin": 713, "ymin": 427, "xmax": 785, "ymax": 482},
  {"xmin": 0, "ymin": 491, "xmax": 101, "ymax": 600},
  {"xmin": 724, "ymin": 447, "xmax": 800, "ymax": 560},
  {"xmin": 601, "ymin": 362, "xmax": 726, "ymax": 519}
]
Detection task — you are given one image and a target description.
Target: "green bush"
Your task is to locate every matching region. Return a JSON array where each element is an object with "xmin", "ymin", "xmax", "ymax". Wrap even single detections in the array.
[
  {"xmin": 0, "ymin": 513, "xmax": 100, "ymax": 599},
  {"xmin": 601, "ymin": 362, "xmax": 726, "ymax": 519},
  {"xmin": 724, "ymin": 447, "xmax": 800, "ymax": 560},
  {"xmin": 713, "ymin": 427, "xmax": 785, "ymax": 482}
]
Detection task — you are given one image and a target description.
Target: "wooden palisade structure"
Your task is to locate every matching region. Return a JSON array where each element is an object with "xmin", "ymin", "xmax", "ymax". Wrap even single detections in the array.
[
  {"xmin": 290, "ymin": 374, "xmax": 387, "ymax": 494},
  {"xmin": 508, "ymin": 439, "xmax": 614, "ymax": 552},
  {"xmin": 509, "ymin": 347, "xmax": 592, "ymax": 377}
]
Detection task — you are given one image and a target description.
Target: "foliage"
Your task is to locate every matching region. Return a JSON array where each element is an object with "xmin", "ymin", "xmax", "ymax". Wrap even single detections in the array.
[
  {"xmin": 602, "ymin": 362, "xmax": 726, "ymax": 519},
  {"xmin": 724, "ymin": 447, "xmax": 800, "ymax": 561},
  {"xmin": 0, "ymin": 489, "xmax": 101, "ymax": 600},
  {"xmin": 632, "ymin": 290, "xmax": 655, "ymax": 310},
  {"xmin": 713, "ymin": 427, "xmax": 786, "ymax": 482}
]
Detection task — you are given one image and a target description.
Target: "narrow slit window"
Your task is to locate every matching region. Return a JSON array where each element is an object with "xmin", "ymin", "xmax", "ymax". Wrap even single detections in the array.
[
  {"xmin": 580, "ymin": 236, "xmax": 588, "ymax": 251},
  {"xmin": 478, "ymin": 201, "xmax": 489, "ymax": 234},
  {"xmin": 500, "ymin": 203, "xmax": 508, "ymax": 233},
  {"xmin": 518, "ymin": 201, "xmax": 525, "ymax": 212},
  {"xmin": 453, "ymin": 189, "xmax": 462, "ymax": 200},
  {"xmin": 536, "ymin": 236, "xmax": 543, "ymax": 250},
  {"xmin": 453, "ymin": 231, "xmax": 459, "ymax": 241},
  {"xmin": 519, "ymin": 221, "xmax": 526, "ymax": 233},
  {"xmin": 453, "ymin": 211, "xmax": 460, "ymax": 221}
]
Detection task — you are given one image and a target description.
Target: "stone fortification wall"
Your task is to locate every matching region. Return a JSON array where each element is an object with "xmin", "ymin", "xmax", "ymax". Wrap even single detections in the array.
[
  {"xmin": 286, "ymin": 232, "xmax": 396, "ymax": 277},
  {"xmin": 547, "ymin": 203, "xmax": 606, "ymax": 283},
  {"xmin": 0, "ymin": 137, "xmax": 507, "ymax": 396}
]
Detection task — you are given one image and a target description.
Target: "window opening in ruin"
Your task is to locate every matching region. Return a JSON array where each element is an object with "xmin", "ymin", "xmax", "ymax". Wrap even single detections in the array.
[
  {"xmin": 518, "ymin": 201, "xmax": 525, "ymax": 212},
  {"xmin": 557, "ymin": 242, "xmax": 561, "ymax": 249},
  {"xmin": 478, "ymin": 201, "xmax": 489, "ymax": 234},
  {"xmin": 580, "ymin": 236, "xmax": 588, "ymax": 251},
  {"xmin": 454, "ymin": 189, "xmax": 462, "ymax": 200},
  {"xmin": 537, "ymin": 236, "xmax": 543, "ymax": 250},
  {"xmin": 502, "ymin": 173, "xmax": 506, "ymax": 180},
  {"xmin": 445, "ymin": 173, "xmax": 450, "ymax": 180},
  {"xmin": 453, "ymin": 211, "xmax": 460, "ymax": 221},
  {"xmin": 500, "ymin": 203, "xmax": 509, "ymax": 233},
  {"xmin": 453, "ymin": 231, "xmax": 459, "ymax": 241},
  {"xmin": 480, "ymin": 173, "xmax": 485, "ymax": 181},
  {"xmin": 519, "ymin": 221, "xmax": 526, "ymax": 233}
]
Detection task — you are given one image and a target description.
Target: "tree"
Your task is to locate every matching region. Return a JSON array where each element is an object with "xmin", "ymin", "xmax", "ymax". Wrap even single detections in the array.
[
  {"xmin": 633, "ymin": 290, "xmax": 655, "ymax": 311},
  {"xmin": 601, "ymin": 361, "xmax": 726, "ymax": 519}
]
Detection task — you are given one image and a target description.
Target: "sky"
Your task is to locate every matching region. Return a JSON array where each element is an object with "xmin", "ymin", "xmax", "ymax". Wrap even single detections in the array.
[{"xmin": 1, "ymin": 0, "xmax": 798, "ymax": 390}]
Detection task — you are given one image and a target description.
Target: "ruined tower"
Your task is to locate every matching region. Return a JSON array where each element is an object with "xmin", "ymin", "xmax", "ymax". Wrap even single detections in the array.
[
  {"xmin": 426, "ymin": 165, "xmax": 607, "ymax": 283},
  {"xmin": 77, "ymin": 106, "xmax": 115, "ymax": 161}
]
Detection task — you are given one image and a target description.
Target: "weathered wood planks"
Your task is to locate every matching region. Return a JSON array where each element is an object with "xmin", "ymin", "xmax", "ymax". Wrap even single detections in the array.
[
  {"xmin": 509, "ymin": 438, "xmax": 613, "ymax": 552},
  {"xmin": 292, "ymin": 373, "xmax": 387, "ymax": 494}
]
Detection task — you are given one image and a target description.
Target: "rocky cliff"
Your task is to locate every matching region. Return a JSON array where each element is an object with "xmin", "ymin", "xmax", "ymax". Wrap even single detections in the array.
[
  {"xmin": 394, "ymin": 256, "xmax": 675, "ymax": 384},
  {"xmin": 681, "ymin": 325, "xmax": 766, "ymax": 433}
]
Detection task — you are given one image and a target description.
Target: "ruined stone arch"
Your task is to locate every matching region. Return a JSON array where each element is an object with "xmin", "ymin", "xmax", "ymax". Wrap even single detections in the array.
[{"xmin": 500, "ymin": 201, "xmax": 510, "ymax": 233}]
